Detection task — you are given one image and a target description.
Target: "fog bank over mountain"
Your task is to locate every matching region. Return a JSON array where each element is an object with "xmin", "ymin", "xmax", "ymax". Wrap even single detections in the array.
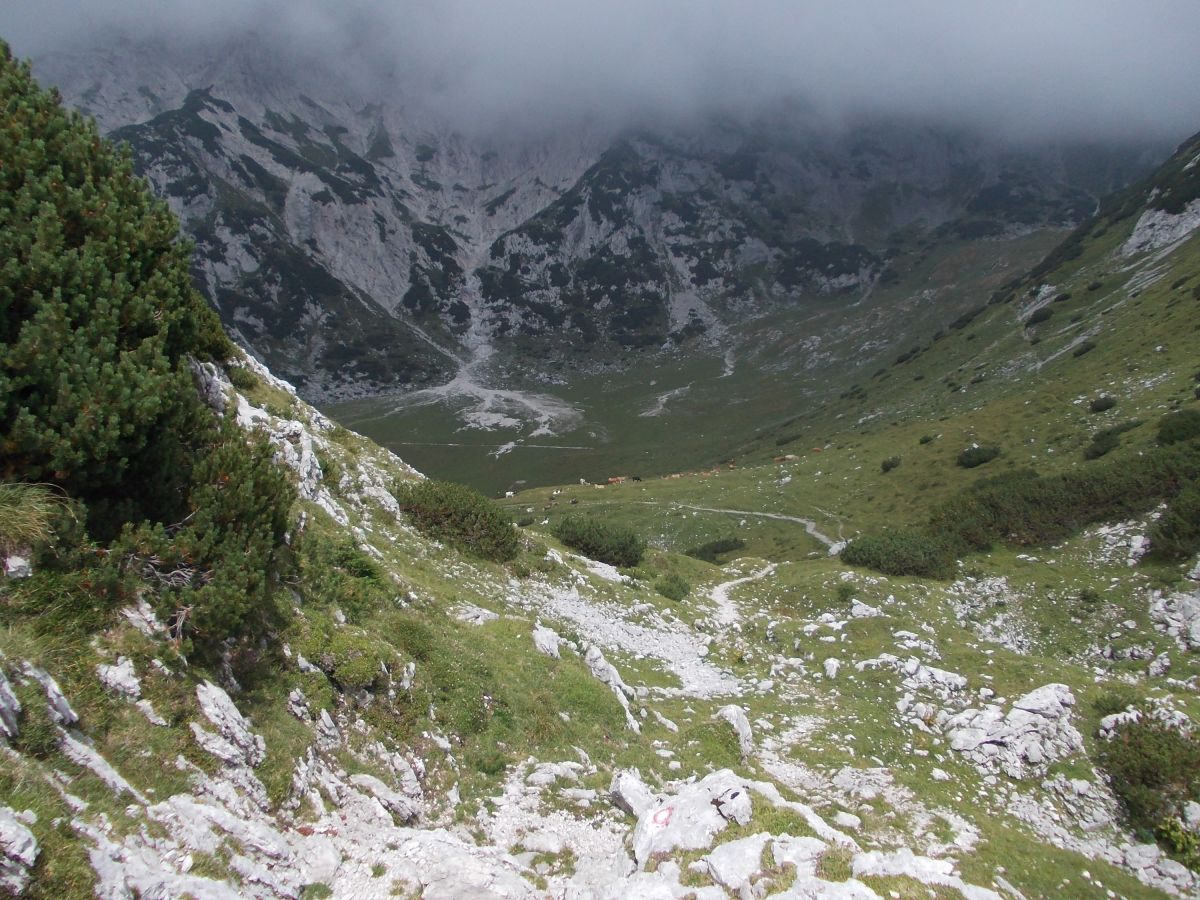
[{"xmin": 3, "ymin": 0, "xmax": 1200, "ymax": 142}]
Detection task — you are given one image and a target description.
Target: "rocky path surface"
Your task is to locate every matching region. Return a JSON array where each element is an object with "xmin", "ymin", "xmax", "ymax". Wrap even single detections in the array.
[{"xmin": 710, "ymin": 563, "xmax": 778, "ymax": 626}]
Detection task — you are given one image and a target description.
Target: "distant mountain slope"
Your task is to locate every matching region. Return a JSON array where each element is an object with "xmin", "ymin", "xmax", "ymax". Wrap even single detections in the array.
[{"xmin": 34, "ymin": 38, "xmax": 1160, "ymax": 402}]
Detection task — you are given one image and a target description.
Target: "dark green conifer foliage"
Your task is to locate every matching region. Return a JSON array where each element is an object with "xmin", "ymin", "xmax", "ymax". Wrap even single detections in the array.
[
  {"xmin": 0, "ymin": 43, "xmax": 231, "ymax": 527},
  {"xmin": 0, "ymin": 45, "xmax": 293, "ymax": 650}
]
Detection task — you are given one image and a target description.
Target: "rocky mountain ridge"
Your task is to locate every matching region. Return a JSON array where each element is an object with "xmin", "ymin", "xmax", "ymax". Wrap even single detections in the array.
[{"xmin": 34, "ymin": 37, "xmax": 1160, "ymax": 402}]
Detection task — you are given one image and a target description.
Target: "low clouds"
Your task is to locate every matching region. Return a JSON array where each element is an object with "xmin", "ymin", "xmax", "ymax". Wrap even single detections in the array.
[{"xmin": 3, "ymin": 0, "xmax": 1199, "ymax": 142}]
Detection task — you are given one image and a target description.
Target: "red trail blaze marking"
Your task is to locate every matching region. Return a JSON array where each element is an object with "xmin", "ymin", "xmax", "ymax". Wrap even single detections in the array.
[{"xmin": 652, "ymin": 806, "xmax": 673, "ymax": 827}]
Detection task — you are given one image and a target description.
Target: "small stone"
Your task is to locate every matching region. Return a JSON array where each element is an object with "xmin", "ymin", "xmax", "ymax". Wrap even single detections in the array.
[
  {"xmin": 834, "ymin": 811, "xmax": 862, "ymax": 831},
  {"xmin": 96, "ymin": 657, "xmax": 141, "ymax": 699}
]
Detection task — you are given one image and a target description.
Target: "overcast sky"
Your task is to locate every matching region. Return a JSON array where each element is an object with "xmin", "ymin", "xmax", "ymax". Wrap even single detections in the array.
[{"xmin": 3, "ymin": 1, "xmax": 1199, "ymax": 142}]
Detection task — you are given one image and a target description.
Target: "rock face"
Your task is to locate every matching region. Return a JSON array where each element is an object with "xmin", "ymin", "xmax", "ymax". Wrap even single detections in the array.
[
  {"xmin": 33, "ymin": 37, "xmax": 1154, "ymax": 401},
  {"xmin": 1151, "ymin": 584, "xmax": 1200, "ymax": 650},
  {"xmin": 630, "ymin": 770, "xmax": 754, "ymax": 867},
  {"xmin": 0, "ymin": 668, "xmax": 20, "ymax": 742},
  {"xmin": 191, "ymin": 681, "xmax": 267, "ymax": 768},
  {"xmin": 96, "ymin": 657, "xmax": 142, "ymax": 699},
  {"xmin": 0, "ymin": 806, "xmax": 39, "ymax": 894},
  {"xmin": 944, "ymin": 684, "xmax": 1083, "ymax": 778}
]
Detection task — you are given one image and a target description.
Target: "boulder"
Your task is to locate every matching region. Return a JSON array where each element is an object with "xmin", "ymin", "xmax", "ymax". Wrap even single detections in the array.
[
  {"xmin": 631, "ymin": 770, "xmax": 751, "ymax": 867},
  {"xmin": 0, "ymin": 806, "xmax": 38, "ymax": 895},
  {"xmin": 97, "ymin": 656, "xmax": 141, "ymax": 699},
  {"xmin": 348, "ymin": 773, "xmax": 420, "ymax": 823},
  {"xmin": 713, "ymin": 705, "xmax": 754, "ymax": 757},
  {"xmin": 191, "ymin": 681, "xmax": 265, "ymax": 767},
  {"xmin": 0, "ymin": 669, "xmax": 20, "ymax": 742},
  {"xmin": 3, "ymin": 553, "xmax": 31, "ymax": 580},
  {"xmin": 532, "ymin": 625, "xmax": 561, "ymax": 659},
  {"xmin": 610, "ymin": 769, "xmax": 656, "ymax": 818}
]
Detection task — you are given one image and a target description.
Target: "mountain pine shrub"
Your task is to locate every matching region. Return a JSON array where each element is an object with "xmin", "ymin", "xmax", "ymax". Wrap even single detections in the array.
[
  {"xmin": 1097, "ymin": 719, "xmax": 1200, "ymax": 836},
  {"xmin": 552, "ymin": 515, "xmax": 646, "ymax": 567},
  {"xmin": 1157, "ymin": 409, "xmax": 1200, "ymax": 446},
  {"xmin": 397, "ymin": 479, "xmax": 519, "ymax": 562},
  {"xmin": 685, "ymin": 536, "xmax": 746, "ymax": 563},
  {"xmin": 845, "ymin": 441, "xmax": 1200, "ymax": 578},
  {"xmin": 881, "ymin": 456, "xmax": 901, "ymax": 473},
  {"xmin": 0, "ymin": 46, "xmax": 296, "ymax": 654},
  {"xmin": 840, "ymin": 528, "xmax": 958, "ymax": 580},
  {"xmin": 0, "ymin": 44, "xmax": 232, "ymax": 533},
  {"xmin": 1151, "ymin": 483, "xmax": 1200, "ymax": 559},
  {"xmin": 1089, "ymin": 395, "xmax": 1117, "ymax": 413},
  {"xmin": 1083, "ymin": 419, "xmax": 1142, "ymax": 460},
  {"xmin": 956, "ymin": 445, "xmax": 1000, "ymax": 468},
  {"xmin": 654, "ymin": 573, "xmax": 690, "ymax": 602},
  {"xmin": 107, "ymin": 420, "xmax": 294, "ymax": 646}
]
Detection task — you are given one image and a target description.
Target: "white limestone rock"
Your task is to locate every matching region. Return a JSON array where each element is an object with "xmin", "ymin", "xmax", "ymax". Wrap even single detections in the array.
[
  {"xmin": 853, "ymin": 848, "xmax": 1002, "ymax": 898},
  {"xmin": 3, "ymin": 553, "xmax": 31, "ymax": 580},
  {"xmin": 60, "ymin": 732, "xmax": 148, "ymax": 803},
  {"xmin": 1148, "ymin": 652, "xmax": 1172, "ymax": 678},
  {"xmin": 21, "ymin": 663, "xmax": 77, "ymax": 726},
  {"xmin": 0, "ymin": 669, "xmax": 20, "ymax": 742},
  {"xmin": 97, "ymin": 656, "xmax": 141, "ymax": 699},
  {"xmin": 121, "ymin": 600, "xmax": 165, "ymax": 636},
  {"xmin": 191, "ymin": 681, "xmax": 266, "ymax": 768},
  {"xmin": 583, "ymin": 645, "xmax": 640, "ymax": 733},
  {"xmin": 1121, "ymin": 199, "xmax": 1200, "ymax": 256},
  {"xmin": 713, "ymin": 704, "xmax": 754, "ymax": 757},
  {"xmin": 455, "ymin": 603, "xmax": 499, "ymax": 626},
  {"xmin": 834, "ymin": 811, "xmax": 862, "ymax": 831},
  {"xmin": 1150, "ymin": 584, "xmax": 1200, "ymax": 650},
  {"xmin": 703, "ymin": 832, "xmax": 771, "ymax": 893},
  {"xmin": 631, "ymin": 770, "xmax": 752, "ymax": 867},
  {"xmin": 0, "ymin": 806, "xmax": 39, "ymax": 895},
  {"xmin": 944, "ymin": 683, "xmax": 1082, "ymax": 779},
  {"xmin": 1183, "ymin": 800, "xmax": 1200, "ymax": 832},
  {"xmin": 610, "ymin": 769, "xmax": 657, "ymax": 818},
  {"xmin": 348, "ymin": 773, "xmax": 420, "ymax": 823},
  {"xmin": 532, "ymin": 624, "xmax": 562, "ymax": 659},
  {"xmin": 772, "ymin": 835, "xmax": 827, "ymax": 876}
]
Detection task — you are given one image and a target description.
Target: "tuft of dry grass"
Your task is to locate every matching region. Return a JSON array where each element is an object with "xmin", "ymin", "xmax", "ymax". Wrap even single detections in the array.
[{"xmin": 0, "ymin": 482, "xmax": 65, "ymax": 554}]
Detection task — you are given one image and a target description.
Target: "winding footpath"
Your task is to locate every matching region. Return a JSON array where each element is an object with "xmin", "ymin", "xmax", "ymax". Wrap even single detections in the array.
[
  {"xmin": 639, "ymin": 501, "xmax": 846, "ymax": 554},
  {"xmin": 710, "ymin": 563, "xmax": 778, "ymax": 626}
]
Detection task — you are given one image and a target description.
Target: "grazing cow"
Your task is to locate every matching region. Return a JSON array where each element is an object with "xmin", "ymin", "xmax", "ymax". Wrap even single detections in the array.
[
  {"xmin": 504, "ymin": 491, "xmax": 515, "ymax": 498},
  {"xmin": 631, "ymin": 476, "xmax": 642, "ymax": 482}
]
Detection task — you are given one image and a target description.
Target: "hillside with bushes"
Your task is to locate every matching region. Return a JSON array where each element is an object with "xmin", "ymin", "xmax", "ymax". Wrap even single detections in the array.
[{"xmin": 2, "ymin": 40, "xmax": 1200, "ymax": 900}]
